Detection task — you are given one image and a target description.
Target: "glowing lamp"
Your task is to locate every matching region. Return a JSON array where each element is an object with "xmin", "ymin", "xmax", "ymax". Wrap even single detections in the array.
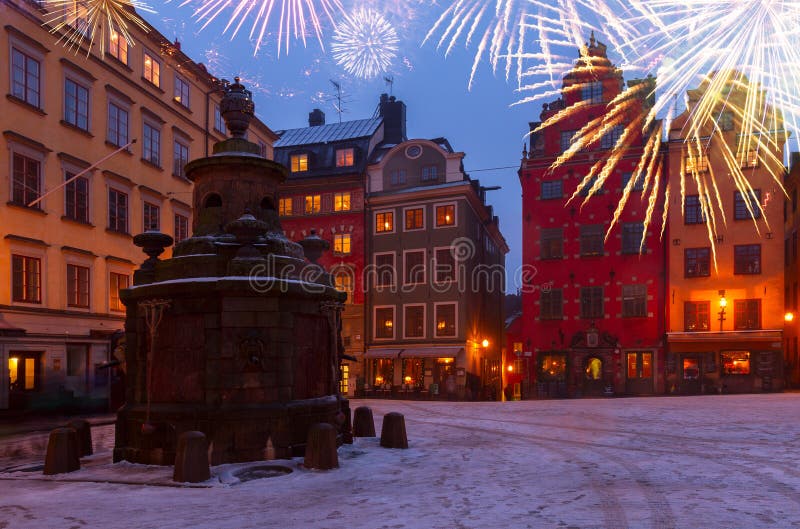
[
  {"xmin": 384, "ymin": 319, "xmax": 393, "ymax": 329},
  {"xmin": 404, "ymin": 376, "xmax": 412, "ymax": 384},
  {"xmin": 375, "ymin": 375, "xmax": 384, "ymax": 385},
  {"xmin": 719, "ymin": 296, "xmax": 727, "ymax": 308},
  {"xmin": 507, "ymin": 365, "xmax": 514, "ymax": 373},
  {"xmin": 786, "ymin": 312, "xmax": 795, "ymax": 322},
  {"xmin": 481, "ymin": 339, "xmax": 489, "ymax": 348}
]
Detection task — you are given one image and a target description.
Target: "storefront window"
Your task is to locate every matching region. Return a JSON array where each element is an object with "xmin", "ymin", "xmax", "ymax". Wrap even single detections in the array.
[
  {"xmin": 402, "ymin": 358, "xmax": 424, "ymax": 389},
  {"xmin": 627, "ymin": 352, "xmax": 653, "ymax": 379},
  {"xmin": 372, "ymin": 359, "xmax": 394, "ymax": 387},
  {"xmin": 721, "ymin": 351, "xmax": 750, "ymax": 375},
  {"xmin": 540, "ymin": 354, "xmax": 566, "ymax": 381},
  {"xmin": 683, "ymin": 358, "xmax": 700, "ymax": 380},
  {"xmin": 585, "ymin": 357, "xmax": 602, "ymax": 380}
]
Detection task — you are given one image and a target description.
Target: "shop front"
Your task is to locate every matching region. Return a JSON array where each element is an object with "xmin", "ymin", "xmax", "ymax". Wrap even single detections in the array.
[{"xmin": 362, "ymin": 347, "xmax": 467, "ymax": 399}]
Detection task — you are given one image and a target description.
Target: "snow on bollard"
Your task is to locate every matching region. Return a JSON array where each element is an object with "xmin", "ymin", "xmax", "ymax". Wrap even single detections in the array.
[
  {"xmin": 352, "ymin": 406, "xmax": 376, "ymax": 437},
  {"xmin": 173, "ymin": 431, "xmax": 210, "ymax": 483},
  {"xmin": 380, "ymin": 412, "xmax": 408, "ymax": 449},
  {"xmin": 67, "ymin": 419, "xmax": 93, "ymax": 456},
  {"xmin": 43, "ymin": 427, "xmax": 80, "ymax": 475},
  {"xmin": 304, "ymin": 423, "xmax": 339, "ymax": 470}
]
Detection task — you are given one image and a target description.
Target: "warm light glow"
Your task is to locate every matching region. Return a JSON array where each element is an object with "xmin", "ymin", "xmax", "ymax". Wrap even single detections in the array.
[
  {"xmin": 8, "ymin": 357, "xmax": 18, "ymax": 385},
  {"xmin": 437, "ymin": 321, "xmax": 446, "ymax": 330},
  {"xmin": 144, "ymin": 57, "xmax": 151, "ymax": 65},
  {"xmin": 438, "ymin": 358, "xmax": 454, "ymax": 364},
  {"xmin": 786, "ymin": 312, "xmax": 795, "ymax": 322},
  {"xmin": 404, "ymin": 375, "xmax": 412, "ymax": 384},
  {"xmin": 507, "ymin": 365, "xmax": 514, "ymax": 373},
  {"xmin": 384, "ymin": 319, "xmax": 393, "ymax": 329},
  {"xmin": 481, "ymin": 339, "xmax": 489, "ymax": 348},
  {"xmin": 445, "ymin": 215, "xmax": 451, "ymax": 223},
  {"xmin": 384, "ymin": 221, "xmax": 390, "ymax": 230},
  {"xmin": 375, "ymin": 375, "xmax": 384, "ymax": 385},
  {"xmin": 719, "ymin": 297, "xmax": 727, "ymax": 309}
]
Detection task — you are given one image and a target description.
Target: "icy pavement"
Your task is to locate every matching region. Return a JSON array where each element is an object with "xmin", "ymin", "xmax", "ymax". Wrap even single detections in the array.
[{"xmin": 2, "ymin": 394, "xmax": 800, "ymax": 528}]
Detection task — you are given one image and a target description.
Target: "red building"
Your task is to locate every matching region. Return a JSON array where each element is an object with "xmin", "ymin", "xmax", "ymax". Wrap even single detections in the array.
[{"xmin": 519, "ymin": 35, "xmax": 666, "ymax": 397}]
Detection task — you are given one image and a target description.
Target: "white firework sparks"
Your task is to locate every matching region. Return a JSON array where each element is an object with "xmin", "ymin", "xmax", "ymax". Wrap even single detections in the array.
[{"xmin": 331, "ymin": 8, "xmax": 399, "ymax": 80}]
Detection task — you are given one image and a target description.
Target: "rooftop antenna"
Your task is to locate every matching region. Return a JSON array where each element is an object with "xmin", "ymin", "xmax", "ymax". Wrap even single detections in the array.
[
  {"xmin": 330, "ymin": 80, "xmax": 344, "ymax": 123},
  {"xmin": 384, "ymin": 75, "xmax": 394, "ymax": 96}
]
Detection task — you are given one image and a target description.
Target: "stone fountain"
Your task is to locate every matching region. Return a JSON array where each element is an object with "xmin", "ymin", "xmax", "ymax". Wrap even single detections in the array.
[{"xmin": 114, "ymin": 78, "xmax": 348, "ymax": 465}]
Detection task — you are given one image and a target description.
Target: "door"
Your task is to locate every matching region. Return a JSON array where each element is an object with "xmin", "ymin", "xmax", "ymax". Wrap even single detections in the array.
[
  {"xmin": 680, "ymin": 355, "xmax": 703, "ymax": 394},
  {"xmin": 626, "ymin": 351, "xmax": 655, "ymax": 394},
  {"xmin": 8, "ymin": 352, "xmax": 42, "ymax": 409},
  {"xmin": 582, "ymin": 356, "xmax": 605, "ymax": 396},
  {"xmin": 435, "ymin": 361, "xmax": 455, "ymax": 397}
]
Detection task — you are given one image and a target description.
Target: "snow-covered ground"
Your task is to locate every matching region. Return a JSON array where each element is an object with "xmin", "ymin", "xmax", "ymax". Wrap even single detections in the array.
[{"xmin": 2, "ymin": 394, "xmax": 800, "ymax": 529}]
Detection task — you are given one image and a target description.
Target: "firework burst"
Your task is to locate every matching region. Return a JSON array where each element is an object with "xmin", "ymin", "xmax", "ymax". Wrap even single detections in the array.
[
  {"xmin": 42, "ymin": 0, "xmax": 153, "ymax": 55},
  {"xmin": 178, "ymin": 0, "xmax": 344, "ymax": 56},
  {"xmin": 515, "ymin": 0, "xmax": 799, "ymax": 256},
  {"xmin": 331, "ymin": 7, "xmax": 399, "ymax": 80}
]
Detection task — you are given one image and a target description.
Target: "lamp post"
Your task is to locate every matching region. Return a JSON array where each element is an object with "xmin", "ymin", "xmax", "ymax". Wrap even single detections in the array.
[{"xmin": 718, "ymin": 290, "xmax": 727, "ymax": 331}]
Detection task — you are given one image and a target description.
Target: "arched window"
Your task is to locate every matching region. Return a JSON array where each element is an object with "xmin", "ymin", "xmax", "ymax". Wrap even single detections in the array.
[{"xmin": 204, "ymin": 193, "xmax": 222, "ymax": 208}]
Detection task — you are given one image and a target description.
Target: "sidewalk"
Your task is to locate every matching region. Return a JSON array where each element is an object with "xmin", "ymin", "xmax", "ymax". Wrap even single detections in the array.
[{"xmin": 0, "ymin": 412, "xmax": 116, "ymax": 440}]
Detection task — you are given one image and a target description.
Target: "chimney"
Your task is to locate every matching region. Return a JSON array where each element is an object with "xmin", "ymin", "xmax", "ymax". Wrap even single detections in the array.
[
  {"xmin": 308, "ymin": 108, "xmax": 325, "ymax": 127},
  {"xmin": 379, "ymin": 93, "xmax": 406, "ymax": 144}
]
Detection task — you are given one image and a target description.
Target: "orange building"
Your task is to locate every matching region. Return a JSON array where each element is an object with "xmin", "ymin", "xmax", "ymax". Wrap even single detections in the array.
[
  {"xmin": 0, "ymin": 0, "xmax": 276, "ymax": 410},
  {"xmin": 783, "ymin": 155, "xmax": 800, "ymax": 387},
  {"xmin": 666, "ymin": 74, "xmax": 786, "ymax": 394}
]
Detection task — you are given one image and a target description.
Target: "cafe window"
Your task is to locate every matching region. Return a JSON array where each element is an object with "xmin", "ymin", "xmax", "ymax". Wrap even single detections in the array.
[
  {"xmin": 401, "ymin": 358, "xmax": 424, "ymax": 389},
  {"xmin": 684, "ymin": 301, "xmax": 710, "ymax": 331},
  {"xmin": 372, "ymin": 358, "xmax": 394, "ymax": 387},
  {"xmin": 721, "ymin": 351, "xmax": 750, "ymax": 375},
  {"xmin": 339, "ymin": 364, "xmax": 349, "ymax": 394},
  {"xmin": 627, "ymin": 352, "xmax": 653, "ymax": 379},
  {"xmin": 540, "ymin": 354, "xmax": 566, "ymax": 381},
  {"xmin": 683, "ymin": 358, "xmax": 700, "ymax": 380},
  {"xmin": 278, "ymin": 197, "xmax": 292, "ymax": 216}
]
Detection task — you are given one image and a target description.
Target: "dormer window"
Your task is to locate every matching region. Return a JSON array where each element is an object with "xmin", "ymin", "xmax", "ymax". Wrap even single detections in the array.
[
  {"xmin": 421, "ymin": 165, "xmax": 438, "ymax": 181},
  {"xmin": 291, "ymin": 153, "xmax": 309, "ymax": 172},
  {"xmin": 336, "ymin": 148, "xmax": 354, "ymax": 167}
]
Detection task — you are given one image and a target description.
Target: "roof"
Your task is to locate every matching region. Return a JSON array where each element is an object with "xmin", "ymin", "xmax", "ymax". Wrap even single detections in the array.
[{"xmin": 274, "ymin": 117, "xmax": 383, "ymax": 148}]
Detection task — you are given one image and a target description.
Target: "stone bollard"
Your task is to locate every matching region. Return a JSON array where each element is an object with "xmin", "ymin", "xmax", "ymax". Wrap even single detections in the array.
[
  {"xmin": 380, "ymin": 412, "xmax": 408, "ymax": 449},
  {"xmin": 173, "ymin": 431, "xmax": 211, "ymax": 483},
  {"xmin": 67, "ymin": 419, "xmax": 93, "ymax": 456},
  {"xmin": 352, "ymin": 406, "xmax": 376, "ymax": 437},
  {"xmin": 43, "ymin": 427, "xmax": 80, "ymax": 475},
  {"xmin": 304, "ymin": 423, "xmax": 339, "ymax": 470}
]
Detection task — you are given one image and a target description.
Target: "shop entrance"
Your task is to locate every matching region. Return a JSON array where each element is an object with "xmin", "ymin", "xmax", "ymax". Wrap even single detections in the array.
[
  {"xmin": 8, "ymin": 351, "xmax": 42, "ymax": 409},
  {"xmin": 582, "ymin": 356, "xmax": 605, "ymax": 396},
  {"xmin": 680, "ymin": 355, "xmax": 703, "ymax": 394}
]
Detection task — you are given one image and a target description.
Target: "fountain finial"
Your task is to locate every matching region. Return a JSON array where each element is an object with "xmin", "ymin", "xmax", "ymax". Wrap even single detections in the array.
[{"xmin": 220, "ymin": 76, "xmax": 255, "ymax": 139}]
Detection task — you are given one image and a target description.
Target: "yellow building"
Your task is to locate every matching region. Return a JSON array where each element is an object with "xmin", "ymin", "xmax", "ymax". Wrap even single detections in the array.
[
  {"xmin": 0, "ymin": 0, "xmax": 276, "ymax": 410},
  {"xmin": 666, "ymin": 74, "xmax": 786, "ymax": 394}
]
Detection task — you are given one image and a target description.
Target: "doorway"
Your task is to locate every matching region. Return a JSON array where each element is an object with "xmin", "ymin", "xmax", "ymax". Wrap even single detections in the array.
[
  {"xmin": 582, "ymin": 356, "xmax": 605, "ymax": 396},
  {"xmin": 8, "ymin": 352, "xmax": 42, "ymax": 409},
  {"xmin": 626, "ymin": 351, "xmax": 654, "ymax": 394},
  {"xmin": 680, "ymin": 355, "xmax": 703, "ymax": 394}
]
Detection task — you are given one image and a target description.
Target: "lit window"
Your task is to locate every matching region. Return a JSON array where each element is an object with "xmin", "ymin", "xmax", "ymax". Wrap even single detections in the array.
[
  {"xmin": 435, "ymin": 303, "xmax": 456, "ymax": 337},
  {"xmin": 143, "ymin": 51, "xmax": 160, "ymax": 87},
  {"xmin": 291, "ymin": 154, "xmax": 309, "ymax": 172},
  {"xmin": 684, "ymin": 147, "xmax": 708, "ymax": 173},
  {"xmin": 11, "ymin": 48, "xmax": 41, "ymax": 108},
  {"xmin": 376, "ymin": 211, "xmax": 394, "ymax": 233},
  {"xmin": 109, "ymin": 272, "xmax": 129, "ymax": 311},
  {"xmin": 334, "ymin": 192, "xmax": 351, "ymax": 212},
  {"xmin": 64, "ymin": 78, "xmax": 90, "ymax": 131},
  {"xmin": 435, "ymin": 204, "xmax": 455, "ymax": 227},
  {"xmin": 67, "ymin": 264, "xmax": 90, "ymax": 308},
  {"xmin": 721, "ymin": 351, "xmax": 751, "ymax": 375},
  {"xmin": 143, "ymin": 202, "xmax": 160, "ymax": 231},
  {"xmin": 174, "ymin": 75, "xmax": 190, "ymax": 108},
  {"xmin": 375, "ymin": 307, "xmax": 395, "ymax": 339},
  {"xmin": 334, "ymin": 234, "xmax": 351, "ymax": 255},
  {"xmin": 405, "ymin": 208, "xmax": 424, "ymax": 230},
  {"xmin": 336, "ymin": 148, "xmax": 354, "ymax": 167},
  {"xmin": 12, "ymin": 255, "xmax": 42, "ymax": 303},
  {"xmin": 109, "ymin": 28, "xmax": 128, "ymax": 64},
  {"xmin": 627, "ymin": 352, "xmax": 653, "ymax": 379},
  {"xmin": 339, "ymin": 364, "xmax": 349, "ymax": 393},
  {"xmin": 334, "ymin": 270, "xmax": 353, "ymax": 302},
  {"xmin": 304, "ymin": 195, "xmax": 321, "ymax": 214},
  {"xmin": 174, "ymin": 213, "xmax": 189, "ymax": 243},
  {"xmin": 278, "ymin": 197, "xmax": 292, "ymax": 216}
]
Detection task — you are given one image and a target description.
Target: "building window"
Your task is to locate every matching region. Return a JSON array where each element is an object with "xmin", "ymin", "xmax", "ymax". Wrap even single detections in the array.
[
  {"xmin": 107, "ymin": 102, "xmax": 129, "ymax": 147},
  {"xmin": 11, "ymin": 48, "xmax": 40, "ymax": 108},
  {"xmin": 334, "ymin": 192, "xmax": 351, "ymax": 212},
  {"xmin": 143, "ymin": 123, "xmax": 161, "ymax": 166},
  {"xmin": 435, "ymin": 204, "xmax": 455, "ymax": 227},
  {"xmin": 434, "ymin": 248, "xmax": 455, "ymax": 283},
  {"xmin": 375, "ymin": 307, "xmax": 395, "ymax": 339},
  {"xmin": 339, "ymin": 364, "xmax": 349, "ymax": 394},
  {"xmin": 721, "ymin": 351, "xmax": 750, "ymax": 375},
  {"xmin": 581, "ymin": 81, "xmax": 603, "ymax": 103},
  {"xmin": 541, "ymin": 228, "xmax": 564, "ymax": 260},
  {"xmin": 580, "ymin": 287, "xmax": 603, "ymax": 319},
  {"xmin": 173, "ymin": 140, "xmax": 189, "ymax": 178},
  {"xmin": 173, "ymin": 75, "xmax": 190, "ymax": 108},
  {"xmin": 12, "ymin": 153, "xmax": 41, "ymax": 208},
  {"xmin": 390, "ymin": 169, "xmax": 406, "ymax": 185},
  {"xmin": 435, "ymin": 303, "xmax": 457, "ymax": 337},
  {"xmin": 304, "ymin": 195, "xmax": 321, "ymax": 214},
  {"xmin": 376, "ymin": 211, "xmax": 394, "ymax": 232},
  {"xmin": 734, "ymin": 244, "xmax": 761, "ymax": 275},
  {"xmin": 12, "ymin": 255, "xmax": 41, "ymax": 303},
  {"xmin": 627, "ymin": 352, "xmax": 653, "ymax": 379},
  {"xmin": 64, "ymin": 171, "xmax": 89, "ymax": 223},
  {"xmin": 143, "ymin": 202, "xmax": 160, "ymax": 231},
  {"xmin": 684, "ymin": 195, "xmax": 706, "ymax": 224},
  {"xmin": 734, "ymin": 299, "xmax": 761, "ymax": 330},
  {"xmin": 405, "ymin": 208, "xmax": 424, "ymax": 230},
  {"xmin": 600, "ymin": 125, "xmax": 623, "ymax": 149},
  {"xmin": 622, "ymin": 284, "xmax": 647, "ymax": 318},
  {"xmin": 540, "ymin": 289, "xmax": 563, "ymax": 320},
  {"xmin": 334, "ymin": 269, "xmax": 353, "ymax": 302},
  {"xmin": 335, "ymin": 148, "xmax": 354, "ymax": 167},
  {"xmin": 333, "ymin": 233, "xmax": 351, "ymax": 255},
  {"xmin": 108, "ymin": 188, "xmax": 128, "ymax": 233},
  {"xmin": 737, "ymin": 136, "xmax": 758, "ymax": 168},
  {"xmin": 214, "ymin": 104, "xmax": 226, "ymax": 134},
  {"xmin": 684, "ymin": 301, "xmax": 710, "ymax": 331},
  {"xmin": 174, "ymin": 213, "xmax": 189, "ymax": 243},
  {"xmin": 560, "ymin": 130, "xmax": 577, "ymax": 152},
  {"xmin": 64, "ymin": 78, "xmax": 90, "ymax": 131},
  {"xmin": 734, "ymin": 190, "xmax": 761, "ymax": 220},
  {"xmin": 404, "ymin": 250, "xmax": 425, "ymax": 285},
  {"xmin": 579, "ymin": 224, "xmax": 604, "ymax": 256},
  {"xmin": 622, "ymin": 222, "xmax": 645, "ymax": 254},
  {"xmin": 541, "ymin": 180, "xmax": 563, "ymax": 199},
  {"xmin": 421, "ymin": 166, "xmax": 438, "ymax": 181},
  {"xmin": 143, "ymin": 51, "xmax": 160, "ymax": 87},
  {"xmin": 109, "ymin": 272, "xmax": 129, "ymax": 311},
  {"xmin": 404, "ymin": 305, "xmax": 425, "ymax": 338},
  {"xmin": 290, "ymin": 154, "xmax": 308, "ymax": 173},
  {"xmin": 621, "ymin": 171, "xmax": 644, "ymax": 191},
  {"xmin": 109, "ymin": 28, "xmax": 128, "ymax": 63},
  {"xmin": 66, "ymin": 264, "xmax": 90, "ymax": 308},
  {"xmin": 685, "ymin": 247, "xmax": 711, "ymax": 277},
  {"xmin": 374, "ymin": 253, "xmax": 395, "ymax": 287},
  {"xmin": 684, "ymin": 148, "xmax": 708, "ymax": 173},
  {"xmin": 278, "ymin": 197, "xmax": 292, "ymax": 216}
]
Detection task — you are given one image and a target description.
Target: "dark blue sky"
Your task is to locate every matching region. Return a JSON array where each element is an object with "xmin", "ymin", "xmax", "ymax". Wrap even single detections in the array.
[{"xmin": 154, "ymin": 2, "xmax": 541, "ymax": 291}]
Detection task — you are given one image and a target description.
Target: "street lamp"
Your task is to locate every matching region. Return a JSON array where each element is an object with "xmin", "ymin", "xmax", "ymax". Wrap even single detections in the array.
[
  {"xmin": 718, "ymin": 290, "xmax": 727, "ymax": 331},
  {"xmin": 481, "ymin": 339, "xmax": 490, "ymax": 348},
  {"xmin": 786, "ymin": 312, "xmax": 795, "ymax": 322}
]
